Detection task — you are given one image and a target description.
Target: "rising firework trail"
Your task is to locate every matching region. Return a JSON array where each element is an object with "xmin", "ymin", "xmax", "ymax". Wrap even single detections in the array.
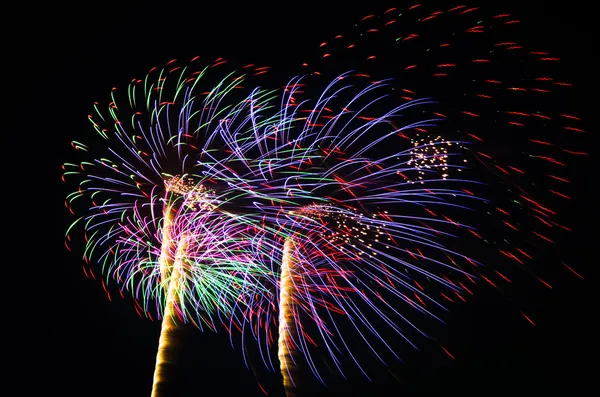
[
  {"xmin": 278, "ymin": 238, "xmax": 298, "ymax": 397},
  {"xmin": 151, "ymin": 177, "xmax": 215, "ymax": 396}
]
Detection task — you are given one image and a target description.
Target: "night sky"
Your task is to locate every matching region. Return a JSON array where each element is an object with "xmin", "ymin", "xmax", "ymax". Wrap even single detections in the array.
[{"xmin": 25, "ymin": 2, "xmax": 593, "ymax": 396}]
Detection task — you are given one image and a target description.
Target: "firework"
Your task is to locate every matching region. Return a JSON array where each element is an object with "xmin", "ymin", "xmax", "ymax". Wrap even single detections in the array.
[
  {"xmin": 190, "ymin": 72, "xmax": 486, "ymax": 392},
  {"xmin": 195, "ymin": 4, "xmax": 587, "ymax": 393},
  {"xmin": 63, "ymin": 58, "xmax": 279, "ymax": 395}
]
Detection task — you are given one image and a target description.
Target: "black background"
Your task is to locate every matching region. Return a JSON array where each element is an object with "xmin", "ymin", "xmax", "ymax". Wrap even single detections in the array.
[{"xmin": 21, "ymin": 1, "xmax": 594, "ymax": 396}]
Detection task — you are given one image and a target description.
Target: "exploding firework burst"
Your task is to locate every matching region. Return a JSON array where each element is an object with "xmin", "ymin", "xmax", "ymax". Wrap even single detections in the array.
[
  {"xmin": 62, "ymin": 58, "xmax": 282, "ymax": 395},
  {"xmin": 157, "ymin": 70, "xmax": 488, "ymax": 395}
]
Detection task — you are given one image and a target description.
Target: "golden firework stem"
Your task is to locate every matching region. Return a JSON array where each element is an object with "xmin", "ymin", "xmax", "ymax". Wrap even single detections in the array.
[
  {"xmin": 158, "ymin": 205, "xmax": 175, "ymax": 282},
  {"xmin": 151, "ymin": 204, "xmax": 188, "ymax": 397},
  {"xmin": 278, "ymin": 238, "xmax": 297, "ymax": 397}
]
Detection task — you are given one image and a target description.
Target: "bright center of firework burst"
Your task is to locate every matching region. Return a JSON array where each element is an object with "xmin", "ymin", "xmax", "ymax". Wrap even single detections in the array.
[{"xmin": 164, "ymin": 175, "xmax": 216, "ymax": 210}]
